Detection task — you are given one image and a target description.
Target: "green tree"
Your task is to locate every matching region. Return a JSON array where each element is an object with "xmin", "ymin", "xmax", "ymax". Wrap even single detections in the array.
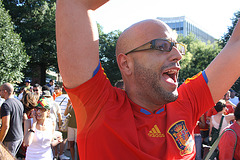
[
  {"xmin": 0, "ymin": 0, "xmax": 29, "ymax": 84},
  {"xmin": 219, "ymin": 11, "xmax": 240, "ymax": 48},
  {"xmin": 219, "ymin": 10, "xmax": 240, "ymax": 93},
  {"xmin": 178, "ymin": 33, "xmax": 222, "ymax": 84},
  {"xmin": 98, "ymin": 24, "xmax": 122, "ymax": 85},
  {"xmin": 3, "ymin": 0, "xmax": 57, "ymax": 85}
]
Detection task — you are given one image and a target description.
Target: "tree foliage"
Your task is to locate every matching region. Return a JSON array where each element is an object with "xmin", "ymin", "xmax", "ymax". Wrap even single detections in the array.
[
  {"xmin": 219, "ymin": 11, "xmax": 240, "ymax": 48},
  {"xmin": 0, "ymin": 0, "xmax": 29, "ymax": 84},
  {"xmin": 178, "ymin": 33, "xmax": 222, "ymax": 84},
  {"xmin": 3, "ymin": 0, "xmax": 57, "ymax": 85},
  {"xmin": 98, "ymin": 23, "xmax": 122, "ymax": 85}
]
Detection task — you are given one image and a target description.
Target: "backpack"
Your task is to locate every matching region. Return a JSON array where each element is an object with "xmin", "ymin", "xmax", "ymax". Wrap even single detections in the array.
[{"xmin": 208, "ymin": 116, "xmax": 224, "ymax": 146}]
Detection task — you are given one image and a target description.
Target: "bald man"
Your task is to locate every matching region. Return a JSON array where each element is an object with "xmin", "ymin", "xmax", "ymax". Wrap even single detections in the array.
[
  {"xmin": 56, "ymin": 0, "xmax": 240, "ymax": 159},
  {"xmin": 0, "ymin": 83, "xmax": 24, "ymax": 156}
]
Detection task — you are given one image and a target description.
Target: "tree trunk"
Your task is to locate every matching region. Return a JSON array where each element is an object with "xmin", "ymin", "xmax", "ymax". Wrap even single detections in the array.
[{"xmin": 40, "ymin": 64, "xmax": 46, "ymax": 86}]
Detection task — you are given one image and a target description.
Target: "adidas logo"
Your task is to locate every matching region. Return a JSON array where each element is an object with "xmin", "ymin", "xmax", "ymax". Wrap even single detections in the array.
[{"xmin": 148, "ymin": 125, "xmax": 165, "ymax": 137}]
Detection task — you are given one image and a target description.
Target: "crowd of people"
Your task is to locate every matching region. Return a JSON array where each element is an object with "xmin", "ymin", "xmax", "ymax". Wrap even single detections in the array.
[
  {"xmin": 0, "ymin": 80, "xmax": 79, "ymax": 160},
  {"xmin": 194, "ymin": 89, "xmax": 240, "ymax": 159}
]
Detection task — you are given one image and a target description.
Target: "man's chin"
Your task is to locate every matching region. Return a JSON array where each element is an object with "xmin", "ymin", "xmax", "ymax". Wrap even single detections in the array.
[{"xmin": 166, "ymin": 89, "xmax": 179, "ymax": 103}]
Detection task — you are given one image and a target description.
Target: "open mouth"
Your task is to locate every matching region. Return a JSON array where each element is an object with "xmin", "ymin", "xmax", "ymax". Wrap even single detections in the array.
[{"xmin": 162, "ymin": 69, "xmax": 178, "ymax": 83}]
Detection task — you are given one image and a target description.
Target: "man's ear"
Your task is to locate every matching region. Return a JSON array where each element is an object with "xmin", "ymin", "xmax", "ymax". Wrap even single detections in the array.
[{"xmin": 117, "ymin": 53, "xmax": 132, "ymax": 76}]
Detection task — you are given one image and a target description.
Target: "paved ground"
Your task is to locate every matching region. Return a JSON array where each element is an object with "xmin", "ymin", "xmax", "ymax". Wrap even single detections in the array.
[{"xmin": 61, "ymin": 141, "xmax": 79, "ymax": 160}]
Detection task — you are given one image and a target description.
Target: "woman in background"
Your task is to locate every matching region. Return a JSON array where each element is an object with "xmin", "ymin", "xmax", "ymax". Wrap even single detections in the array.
[{"xmin": 23, "ymin": 97, "xmax": 62, "ymax": 160}]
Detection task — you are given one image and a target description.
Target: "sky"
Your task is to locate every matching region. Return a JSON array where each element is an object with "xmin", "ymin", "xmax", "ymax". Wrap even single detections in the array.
[{"xmin": 95, "ymin": 0, "xmax": 240, "ymax": 39}]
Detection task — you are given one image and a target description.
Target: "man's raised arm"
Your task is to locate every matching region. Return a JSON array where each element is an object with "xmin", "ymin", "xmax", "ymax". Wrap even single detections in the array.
[
  {"xmin": 56, "ymin": 0, "xmax": 109, "ymax": 89},
  {"xmin": 205, "ymin": 19, "xmax": 240, "ymax": 103}
]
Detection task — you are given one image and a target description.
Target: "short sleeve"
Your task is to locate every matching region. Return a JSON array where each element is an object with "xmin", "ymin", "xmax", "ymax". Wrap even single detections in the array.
[{"xmin": 1, "ymin": 103, "xmax": 10, "ymax": 118}]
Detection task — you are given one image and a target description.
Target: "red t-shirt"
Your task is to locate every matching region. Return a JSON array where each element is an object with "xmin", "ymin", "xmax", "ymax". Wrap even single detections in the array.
[
  {"xmin": 225, "ymin": 104, "xmax": 234, "ymax": 115},
  {"xmin": 219, "ymin": 122, "xmax": 240, "ymax": 160},
  {"xmin": 200, "ymin": 112, "xmax": 209, "ymax": 131},
  {"xmin": 65, "ymin": 67, "xmax": 215, "ymax": 160},
  {"xmin": 206, "ymin": 107, "xmax": 218, "ymax": 118}
]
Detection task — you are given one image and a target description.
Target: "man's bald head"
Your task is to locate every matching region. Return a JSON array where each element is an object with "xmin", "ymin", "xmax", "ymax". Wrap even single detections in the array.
[
  {"xmin": 1, "ymin": 83, "xmax": 14, "ymax": 95},
  {"xmin": 115, "ymin": 19, "xmax": 174, "ymax": 56}
]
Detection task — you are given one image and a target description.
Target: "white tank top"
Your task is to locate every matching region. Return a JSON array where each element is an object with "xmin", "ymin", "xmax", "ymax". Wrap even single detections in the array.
[
  {"xmin": 25, "ymin": 118, "xmax": 53, "ymax": 160},
  {"xmin": 211, "ymin": 115, "xmax": 229, "ymax": 134}
]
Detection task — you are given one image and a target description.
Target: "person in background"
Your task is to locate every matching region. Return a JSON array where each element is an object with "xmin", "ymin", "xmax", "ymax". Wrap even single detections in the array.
[
  {"xmin": 54, "ymin": 89, "xmax": 70, "ymax": 160},
  {"xmin": 23, "ymin": 97, "xmax": 62, "ymax": 160},
  {"xmin": 223, "ymin": 91, "xmax": 236, "ymax": 115},
  {"xmin": 17, "ymin": 91, "xmax": 38, "ymax": 159},
  {"xmin": 18, "ymin": 87, "xmax": 26, "ymax": 101},
  {"xmin": 42, "ymin": 90, "xmax": 69, "ymax": 160},
  {"xmin": 229, "ymin": 89, "xmax": 239, "ymax": 106},
  {"xmin": 24, "ymin": 80, "xmax": 32, "ymax": 91},
  {"xmin": 194, "ymin": 114, "xmax": 205, "ymax": 160},
  {"xmin": 209, "ymin": 100, "xmax": 235, "ymax": 144},
  {"xmin": 0, "ymin": 83, "xmax": 24, "ymax": 157},
  {"xmin": 218, "ymin": 102, "xmax": 240, "ymax": 160},
  {"xmin": 22, "ymin": 92, "xmax": 39, "ymax": 120},
  {"xmin": 53, "ymin": 86, "xmax": 63, "ymax": 100},
  {"xmin": 46, "ymin": 79, "xmax": 55, "ymax": 95},
  {"xmin": 32, "ymin": 84, "xmax": 42, "ymax": 98},
  {"xmin": 64, "ymin": 99, "xmax": 79, "ymax": 160}
]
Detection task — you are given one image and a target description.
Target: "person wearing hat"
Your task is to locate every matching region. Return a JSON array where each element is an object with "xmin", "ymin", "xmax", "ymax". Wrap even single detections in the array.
[
  {"xmin": 24, "ymin": 80, "xmax": 32, "ymax": 91},
  {"xmin": 42, "ymin": 90, "xmax": 69, "ymax": 160},
  {"xmin": 23, "ymin": 97, "xmax": 63, "ymax": 160}
]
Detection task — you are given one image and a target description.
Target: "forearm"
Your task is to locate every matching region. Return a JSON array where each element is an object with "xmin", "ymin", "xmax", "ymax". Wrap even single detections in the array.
[
  {"xmin": 23, "ymin": 130, "xmax": 35, "ymax": 146},
  {"xmin": 58, "ymin": 114, "xmax": 62, "ymax": 126},
  {"xmin": 56, "ymin": 0, "xmax": 110, "ymax": 88},
  {"xmin": 205, "ymin": 20, "xmax": 240, "ymax": 103},
  {"xmin": 56, "ymin": 0, "xmax": 99, "ymax": 88},
  {"xmin": 23, "ymin": 123, "xmax": 36, "ymax": 146},
  {"xmin": 64, "ymin": 106, "xmax": 69, "ymax": 116},
  {"xmin": 0, "ymin": 126, "xmax": 9, "ymax": 142}
]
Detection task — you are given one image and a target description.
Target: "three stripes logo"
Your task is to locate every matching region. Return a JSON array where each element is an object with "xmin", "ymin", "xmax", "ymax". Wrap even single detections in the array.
[{"xmin": 148, "ymin": 125, "xmax": 165, "ymax": 137}]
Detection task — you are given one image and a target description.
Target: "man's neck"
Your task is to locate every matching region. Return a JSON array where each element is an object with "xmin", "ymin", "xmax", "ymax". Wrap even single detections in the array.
[{"xmin": 4, "ymin": 94, "xmax": 14, "ymax": 100}]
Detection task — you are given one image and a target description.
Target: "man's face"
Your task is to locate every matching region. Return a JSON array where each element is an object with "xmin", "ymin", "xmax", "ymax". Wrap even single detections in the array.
[
  {"xmin": 118, "ymin": 20, "xmax": 183, "ymax": 107},
  {"xmin": 33, "ymin": 87, "xmax": 41, "ymax": 96},
  {"xmin": 0, "ymin": 86, "xmax": 5, "ymax": 99},
  {"xmin": 50, "ymin": 81, "xmax": 54, "ymax": 86},
  {"xmin": 224, "ymin": 91, "xmax": 230, "ymax": 101},
  {"xmin": 132, "ymin": 45, "xmax": 181, "ymax": 105},
  {"xmin": 26, "ymin": 82, "xmax": 30, "ymax": 86}
]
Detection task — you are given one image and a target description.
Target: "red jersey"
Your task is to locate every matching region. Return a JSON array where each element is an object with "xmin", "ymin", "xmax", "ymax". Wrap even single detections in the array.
[
  {"xmin": 206, "ymin": 107, "xmax": 217, "ymax": 118},
  {"xmin": 200, "ymin": 112, "xmax": 209, "ymax": 131},
  {"xmin": 225, "ymin": 104, "xmax": 234, "ymax": 115},
  {"xmin": 219, "ymin": 122, "xmax": 240, "ymax": 160},
  {"xmin": 65, "ymin": 67, "xmax": 215, "ymax": 160}
]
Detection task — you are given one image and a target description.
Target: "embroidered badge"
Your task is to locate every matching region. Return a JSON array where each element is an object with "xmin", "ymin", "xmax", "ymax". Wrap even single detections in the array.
[
  {"xmin": 148, "ymin": 125, "xmax": 165, "ymax": 137},
  {"xmin": 167, "ymin": 120, "xmax": 194, "ymax": 156}
]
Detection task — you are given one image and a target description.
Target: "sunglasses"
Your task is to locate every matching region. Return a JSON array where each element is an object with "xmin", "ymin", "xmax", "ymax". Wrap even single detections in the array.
[
  {"xmin": 33, "ymin": 89, "xmax": 38, "ymax": 92},
  {"xmin": 125, "ymin": 38, "xmax": 185, "ymax": 55}
]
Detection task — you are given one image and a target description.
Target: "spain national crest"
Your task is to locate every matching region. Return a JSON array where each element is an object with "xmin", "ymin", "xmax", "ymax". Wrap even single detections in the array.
[{"xmin": 167, "ymin": 120, "xmax": 194, "ymax": 156}]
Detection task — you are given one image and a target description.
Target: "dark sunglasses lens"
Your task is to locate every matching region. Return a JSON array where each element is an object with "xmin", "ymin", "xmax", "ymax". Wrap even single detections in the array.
[{"xmin": 155, "ymin": 40, "xmax": 171, "ymax": 52}]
